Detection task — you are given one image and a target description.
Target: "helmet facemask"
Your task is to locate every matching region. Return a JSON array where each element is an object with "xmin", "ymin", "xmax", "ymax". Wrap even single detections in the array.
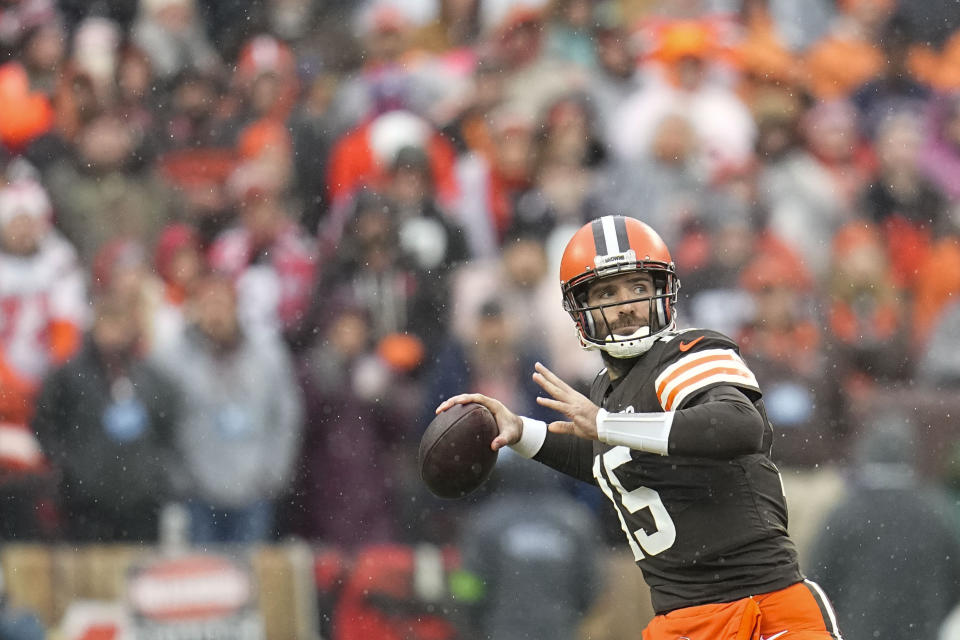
[{"xmin": 563, "ymin": 265, "xmax": 680, "ymax": 358}]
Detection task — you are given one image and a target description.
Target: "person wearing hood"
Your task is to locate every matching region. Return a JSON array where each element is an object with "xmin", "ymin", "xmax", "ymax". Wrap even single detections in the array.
[
  {"xmin": 806, "ymin": 412, "xmax": 960, "ymax": 639},
  {"xmin": 453, "ymin": 448, "xmax": 602, "ymax": 640}
]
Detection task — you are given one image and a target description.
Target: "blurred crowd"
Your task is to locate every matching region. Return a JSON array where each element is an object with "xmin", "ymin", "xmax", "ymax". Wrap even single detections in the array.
[{"xmin": 3, "ymin": 0, "xmax": 960, "ymax": 634}]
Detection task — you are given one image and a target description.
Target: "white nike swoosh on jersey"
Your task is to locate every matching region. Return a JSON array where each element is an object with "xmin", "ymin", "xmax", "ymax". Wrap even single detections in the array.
[{"xmin": 761, "ymin": 631, "xmax": 789, "ymax": 640}]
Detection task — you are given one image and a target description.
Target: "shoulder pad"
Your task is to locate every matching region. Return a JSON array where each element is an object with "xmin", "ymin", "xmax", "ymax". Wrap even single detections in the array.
[{"xmin": 652, "ymin": 329, "xmax": 759, "ymax": 411}]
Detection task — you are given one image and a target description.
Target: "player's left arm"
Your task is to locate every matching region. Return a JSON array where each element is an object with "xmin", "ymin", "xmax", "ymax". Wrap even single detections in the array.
[
  {"xmin": 535, "ymin": 335, "xmax": 766, "ymax": 458},
  {"xmin": 612, "ymin": 384, "xmax": 764, "ymax": 458}
]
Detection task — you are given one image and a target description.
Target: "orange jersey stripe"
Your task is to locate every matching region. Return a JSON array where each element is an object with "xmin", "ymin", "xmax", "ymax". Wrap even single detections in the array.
[
  {"xmin": 664, "ymin": 366, "xmax": 754, "ymax": 411},
  {"xmin": 656, "ymin": 353, "xmax": 739, "ymax": 399}
]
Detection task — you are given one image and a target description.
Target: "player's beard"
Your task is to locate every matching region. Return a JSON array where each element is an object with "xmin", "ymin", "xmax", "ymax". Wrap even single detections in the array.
[{"xmin": 600, "ymin": 349, "xmax": 640, "ymax": 381}]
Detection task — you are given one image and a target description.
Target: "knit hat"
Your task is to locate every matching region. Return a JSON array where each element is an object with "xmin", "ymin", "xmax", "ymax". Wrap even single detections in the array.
[
  {"xmin": 0, "ymin": 179, "xmax": 52, "ymax": 227},
  {"xmin": 154, "ymin": 223, "xmax": 199, "ymax": 282}
]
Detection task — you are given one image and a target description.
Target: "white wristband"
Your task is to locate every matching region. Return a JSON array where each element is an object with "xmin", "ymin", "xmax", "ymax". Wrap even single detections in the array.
[
  {"xmin": 596, "ymin": 408, "xmax": 674, "ymax": 456},
  {"xmin": 510, "ymin": 417, "xmax": 548, "ymax": 458}
]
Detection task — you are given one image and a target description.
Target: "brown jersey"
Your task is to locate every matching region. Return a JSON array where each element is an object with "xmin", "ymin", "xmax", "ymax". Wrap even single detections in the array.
[{"xmin": 535, "ymin": 328, "xmax": 802, "ymax": 614}]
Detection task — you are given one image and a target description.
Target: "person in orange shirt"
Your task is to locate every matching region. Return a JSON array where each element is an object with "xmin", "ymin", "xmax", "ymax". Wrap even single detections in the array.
[{"xmin": 802, "ymin": 0, "xmax": 892, "ymax": 99}]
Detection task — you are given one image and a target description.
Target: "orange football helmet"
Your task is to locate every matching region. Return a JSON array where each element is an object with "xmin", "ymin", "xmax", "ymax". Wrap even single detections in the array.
[{"xmin": 560, "ymin": 216, "xmax": 680, "ymax": 358}]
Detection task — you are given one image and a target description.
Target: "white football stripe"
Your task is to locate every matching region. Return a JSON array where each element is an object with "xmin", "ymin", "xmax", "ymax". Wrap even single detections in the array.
[
  {"xmin": 804, "ymin": 579, "xmax": 841, "ymax": 636},
  {"xmin": 657, "ymin": 356, "xmax": 748, "ymax": 399},
  {"xmin": 658, "ymin": 360, "xmax": 757, "ymax": 410},
  {"xmin": 666, "ymin": 371, "xmax": 760, "ymax": 411},
  {"xmin": 654, "ymin": 348, "xmax": 746, "ymax": 390}
]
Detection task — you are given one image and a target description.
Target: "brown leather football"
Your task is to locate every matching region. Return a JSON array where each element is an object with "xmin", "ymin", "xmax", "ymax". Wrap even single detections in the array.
[{"xmin": 419, "ymin": 402, "xmax": 499, "ymax": 499}]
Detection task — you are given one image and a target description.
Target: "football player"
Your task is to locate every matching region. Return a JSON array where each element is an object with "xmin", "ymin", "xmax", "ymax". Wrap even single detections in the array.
[{"xmin": 437, "ymin": 216, "xmax": 842, "ymax": 639}]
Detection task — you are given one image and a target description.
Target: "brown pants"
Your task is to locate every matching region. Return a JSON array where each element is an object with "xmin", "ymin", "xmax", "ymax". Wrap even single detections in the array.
[{"xmin": 642, "ymin": 580, "xmax": 841, "ymax": 640}]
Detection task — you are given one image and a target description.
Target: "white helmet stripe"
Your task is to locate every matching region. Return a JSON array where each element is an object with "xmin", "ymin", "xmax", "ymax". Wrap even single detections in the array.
[{"xmin": 601, "ymin": 216, "xmax": 622, "ymax": 255}]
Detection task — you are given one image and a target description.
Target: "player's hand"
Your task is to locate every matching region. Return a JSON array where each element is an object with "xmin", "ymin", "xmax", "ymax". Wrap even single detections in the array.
[
  {"xmin": 435, "ymin": 393, "xmax": 523, "ymax": 451},
  {"xmin": 533, "ymin": 362, "xmax": 600, "ymax": 441}
]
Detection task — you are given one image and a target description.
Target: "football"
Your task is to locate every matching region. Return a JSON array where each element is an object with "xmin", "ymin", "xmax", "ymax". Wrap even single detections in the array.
[{"xmin": 419, "ymin": 402, "xmax": 499, "ymax": 499}]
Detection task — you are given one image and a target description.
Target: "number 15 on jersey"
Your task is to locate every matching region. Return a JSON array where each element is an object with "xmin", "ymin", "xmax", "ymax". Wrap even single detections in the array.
[{"xmin": 593, "ymin": 446, "xmax": 677, "ymax": 561}]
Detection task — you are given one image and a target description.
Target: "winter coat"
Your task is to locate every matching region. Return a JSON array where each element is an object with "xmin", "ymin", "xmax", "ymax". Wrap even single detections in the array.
[{"xmin": 153, "ymin": 326, "xmax": 304, "ymax": 508}]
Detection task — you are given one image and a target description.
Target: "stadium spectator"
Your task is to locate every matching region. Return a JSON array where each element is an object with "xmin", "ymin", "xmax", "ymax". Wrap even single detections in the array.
[
  {"xmin": 130, "ymin": 0, "xmax": 220, "ymax": 85},
  {"xmin": 231, "ymin": 34, "xmax": 300, "ymax": 131},
  {"xmin": 326, "ymin": 4, "xmax": 421, "ymax": 133},
  {"xmin": 825, "ymin": 223, "xmax": 911, "ymax": 404},
  {"xmin": 0, "ymin": 176, "xmax": 84, "ymax": 540},
  {"xmin": 449, "ymin": 222, "xmax": 555, "ymax": 365},
  {"xmin": 526, "ymin": 93, "xmax": 606, "ymax": 227},
  {"xmin": 32, "ymin": 291, "xmax": 181, "ymax": 542},
  {"xmin": 0, "ymin": 178, "xmax": 84, "ymax": 427},
  {"xmin": 90, "ymin": 238, "xmax": 162, "ymax": 330},
  {"xmin": 851, "ymin": 14, "xmax": 931, "ymax": 135},
  {"xmin": 325, "ymin": 109, "xmax": 459, "ymax": 211},
  {"xmin": 424, "ymin": 298, "xmax": 550, "ymax": 428},
  {"xmin": 491, "ymin": 5, "xmax": 585, "ymax": 124},
  {"xmin": 587, "ymin": 9, "xmax": 642, "ymax": 135},
  {"xmin": 453, "ymin": 107, "xmax": 536, "ymax": 255},
  {"xmin": 608, "ymin": 19, "xmax": 756, "ymax": 179},
  {"xmin": 863, "ymin": 110, "xmax": 948, "ymax": 291},
  {"xmin": 160, "ymin": 67, "xmax": 235, "ymax": 151},
  {"xmin": 920, "ymin": 92, "xmax": 960, "ymax": 203},
  {"xmin": 17, "ymin": 14, "xmax": 66, "ymax": 98},
  {"xmin": 676, "ymin": 194, "xmax": 758, "ymax": 338},
  {"xmin": 736, "ymin": 243, "xmax": 832, "ymax": 463},
  {"xmin": 806, "ymin": 412, "xmax": 960, "ymax": 639},
  {"xmin": 0, "ymin": 0, "xmax": 59, "ymax": 62},
  {"xmin": 802, "ymin": 0, "xmax": 894, "ymax": 99},
  {"xmin": 543, "ymin": 0, "xmax": 598, "ymax": 69},
  {"xmin": 759, "ymin": 99, "xmax": 871, "ymax": 279},
  {"xmin": 208, "ymin": 187, "xmax": 317, "ymax": 345},
  {"xmin": 294, "ymin": 293, "xmax": 417, "ymax": 546},
  {"xmin": 732, "ymin": 236, "xmax": 847, "ymax": 553},
  {"xmin": 383, "ymin": 145, "xmax": 471, "ymax": 276},
  {"xmin": 67, "ymin": 17, "xmax": 123, "ymax": 108},
  {"xmin": 590, "ymin": 111, "xmax": 707, "ymax": 248},
  {"xmin": 150, "ymin": 223, "xmax": 204, "ymax": 354},
  {"xmin": 440, "ymin": 54, "xmax": 505, "ymax": 153},
  {"xmin": 43, "ymin": 111, "xmax": 179, "ymax": 265},
  {"xmin": 287, "ymin": 67, "xmax": 338, "ymax": 234},
  {"xmin": 912, "ymin": 229, "xmax": 960, "ymax": 350},
  {"xmin": 152, "ymin": 273, "xmax": 303, "ymax": 545},
  {"xmin": 113, "ymin": 44, "xmax": 160, "ymax": 169},
  {"xmin": 454, "ymin": 449, "xmax": 602, "ymax": 640},
  {"xmin": 315, "ymin": 189, "xmax": 445, "ymax": 354},
  {"xmin": 751, "ymin": 91, "xmax": 803, "ymax": 164},
  {"xmin": 740, "ymin": 0, "xmax": 835, "ymax": 52}
]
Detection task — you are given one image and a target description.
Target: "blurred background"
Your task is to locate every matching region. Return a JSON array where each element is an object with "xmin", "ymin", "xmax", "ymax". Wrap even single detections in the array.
[{"xmin": 2, "ymin": 0, "xmax": 960, "ymax": 638}]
